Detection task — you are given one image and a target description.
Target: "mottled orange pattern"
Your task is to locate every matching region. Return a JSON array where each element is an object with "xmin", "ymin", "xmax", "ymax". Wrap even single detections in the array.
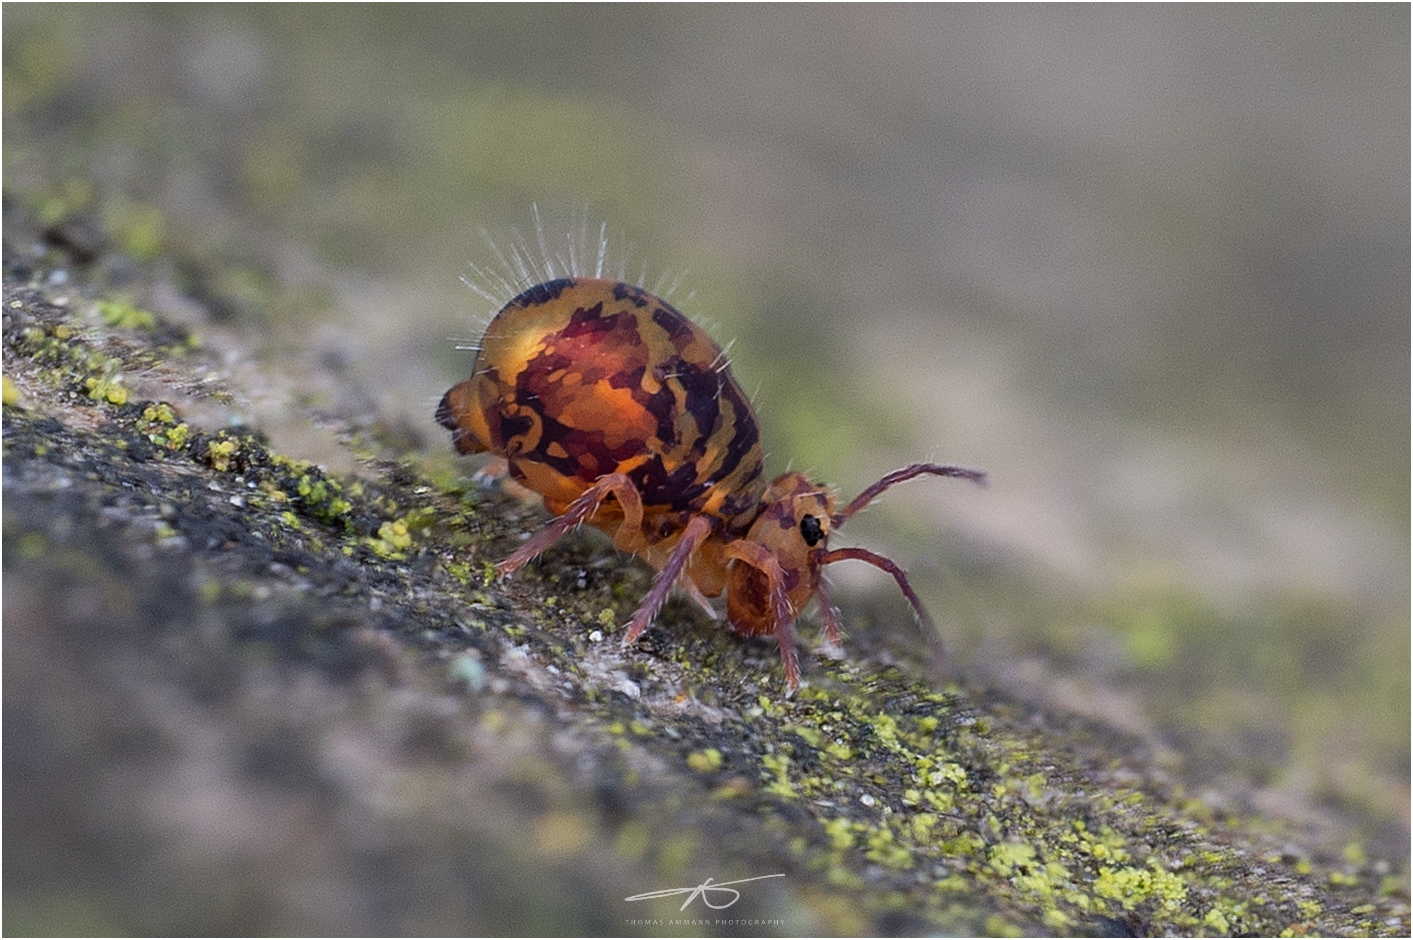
[{"xmin": 439, "ymin": 277, "xmax": 985, "ymax": 691}]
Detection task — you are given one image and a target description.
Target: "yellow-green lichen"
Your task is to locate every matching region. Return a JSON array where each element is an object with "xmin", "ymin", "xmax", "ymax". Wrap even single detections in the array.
[
  {"xmin": 442, "ymin": 560, "xmax": 475, "ymax": 585},
  {"xmin": 95, "ymin": 299, "xmax": 156, "ymax": 331},
  {"xmin": 863, "ymin": 825, "xmax": 913, "ymax": 869},
  {"xmin": 1073, "ymin": 820, "xmax": 1130, "ymax": 863},
  {"xmin": 205, "ymin": 437, "xmax": 239, "ymax": 472},
  {"xmin": 988, "ymin": 841, "xmax": 1038, "ymax": 877},
  {"xmin": 822, "ymin": 816, "xmax": 855, "ymax": 852},
  {"xmin": 1093, "ymin": 861, "xmax": 1188, "ymax": 915},
  {"xmin": 685, "ymin": 748, "xmax": 723, "ymax": 772},
  {"xmin": 286, "ymin": 468, "xmax": 355, "ymax": 526},
  {"xmin": 84, "ymin": 373, "xmax": 127, "ymax": 405},
  {"xmin": 1013, "ymin": 859, "xmax": 1078, "ymax": 901},
  {"xmin": 105, "ymin": 200, "xmax": 165, "ymax": 261},
  {"xmin": 1041, "ymin": 905, "xmax": 1075, "ymax": 932},
  {"xmin": 141, "ymin": 403, "xmax": 175, "ymax": 423},
  {"xmin": 366, "ymin": 519, "xmax": 413, "ymax": 558},
  {"xmin": 761, "ymin": 752, "xmax": 795, "ymax": 799},
  {"xmin": 140, "ymin": 403, "xmax": 191, "ymax": 450}
]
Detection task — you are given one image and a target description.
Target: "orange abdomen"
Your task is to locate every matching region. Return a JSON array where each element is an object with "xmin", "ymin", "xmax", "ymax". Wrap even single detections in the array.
[{"xmin": 437, "ymin": 278, "xmax": 767, "ymax": 544}]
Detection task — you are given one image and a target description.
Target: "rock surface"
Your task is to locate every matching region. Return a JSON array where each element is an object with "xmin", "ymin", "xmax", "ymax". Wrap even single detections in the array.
[{"xmin": 4, "ymin": 205, "xmax": 1406, "ymax": 937}]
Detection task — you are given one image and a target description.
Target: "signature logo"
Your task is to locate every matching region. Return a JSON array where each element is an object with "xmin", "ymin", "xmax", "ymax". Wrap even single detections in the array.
[{"xmin": 625, "ymin": 874, "xmax": 786, "ymax": 911}]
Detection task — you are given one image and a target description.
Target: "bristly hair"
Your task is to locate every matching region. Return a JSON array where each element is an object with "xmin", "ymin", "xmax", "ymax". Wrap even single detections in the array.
[
  {"xmin": 460, "ymin": 205, "xmax": 695, "ymax": 313},
  {"xmin": 456, "ymin": 205, "xmax": 717, "ymax": 350}
]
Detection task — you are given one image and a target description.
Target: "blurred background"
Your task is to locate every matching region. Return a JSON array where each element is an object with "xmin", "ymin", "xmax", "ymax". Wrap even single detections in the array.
[{"xmin": 5, "ymin": 3, "xmax": 1407, "ymax": 856}]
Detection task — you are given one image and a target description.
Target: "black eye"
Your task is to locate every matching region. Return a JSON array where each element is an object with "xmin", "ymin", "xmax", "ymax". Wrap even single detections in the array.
[{"xmin": 800, "ymin": 514, "xmax": 825, "ymax": 547}]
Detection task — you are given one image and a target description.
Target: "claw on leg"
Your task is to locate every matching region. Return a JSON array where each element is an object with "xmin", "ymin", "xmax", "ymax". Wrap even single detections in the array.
[
  {"xmin": 775, "ymin": 617, "xmax": 800, "ymax": 694},
  {"xmin": 813, "ymin": 571, "xmax": 845, "ymax": 654}
]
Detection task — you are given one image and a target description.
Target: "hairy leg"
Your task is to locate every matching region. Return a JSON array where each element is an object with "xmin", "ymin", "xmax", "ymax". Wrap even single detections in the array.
[
  {"xmin": 621, "ymin": 513, "xmax": 715, "ymax": 646},
  {"xmin": 834, "ymin": 463, "xmax": 986, "ymax": 526},
  {"xmin": 816, "ymin": 546, "xmax": 950, "ymax": 676},
  {"xmin": 722, "ymin": 539, "xmax": 801, "ymax": 691},
  {"xmin": 497, "ymin": 472, "xmax": 645, "ymax": 576},
  {"xmin": 812, "ymin": 571, "xmax": 844, "ymax": 652}
]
